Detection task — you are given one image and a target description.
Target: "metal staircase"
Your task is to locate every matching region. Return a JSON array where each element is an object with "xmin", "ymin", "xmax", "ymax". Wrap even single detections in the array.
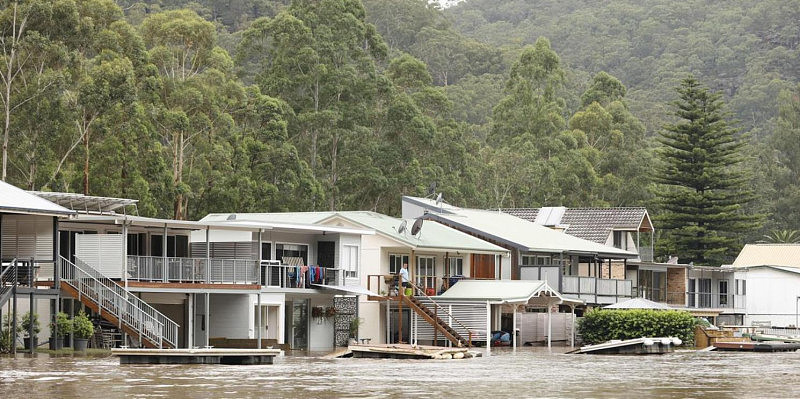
[
  {"xmin": 400, "ymin": 289, "xmax": 473, "ymax": 347},
  {"xmin": 59, "ymin": 256, "xmax": 179, "ymax": 349}
]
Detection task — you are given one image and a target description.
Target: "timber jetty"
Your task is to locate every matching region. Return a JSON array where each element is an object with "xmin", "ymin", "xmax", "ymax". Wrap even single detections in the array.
[{"xmin": 112, "ymin": 348, "xmax": 282, "ymax": 365}]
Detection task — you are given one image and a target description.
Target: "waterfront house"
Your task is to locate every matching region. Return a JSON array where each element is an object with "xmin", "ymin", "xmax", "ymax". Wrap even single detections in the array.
[
  {"xmin": 402, "ymin": 196, "xmax": 639, "ymax": 307},
  {"xmin": 200, "ymin": 211, "xmax": 510, "ymax": 346}
]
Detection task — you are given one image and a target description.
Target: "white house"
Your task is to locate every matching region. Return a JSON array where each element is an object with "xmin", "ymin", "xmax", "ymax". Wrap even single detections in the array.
[{"xmin": 727, "ymin": 244, "xmax": 800, "ymax": 327}]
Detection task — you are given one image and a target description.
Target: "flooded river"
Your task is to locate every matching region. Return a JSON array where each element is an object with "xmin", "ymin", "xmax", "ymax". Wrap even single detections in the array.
[{"xmin": 1, "ymin": 348, "xmax": 799, "ymax": 398}]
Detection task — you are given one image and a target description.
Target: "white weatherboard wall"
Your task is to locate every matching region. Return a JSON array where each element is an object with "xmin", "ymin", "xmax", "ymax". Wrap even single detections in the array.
[
  {"xmin": 75, "ymin": 233, "xmax": 124, "ymax": 277},
  {"xmin": 209, "ymin": 294, "xmax": 252, "ymax": 339},
  {"xmin": 1, "ymin": 214, "xmax": 54, "ymax": 261},
  {"xmin": 308, "ymin": 296, "xmax": 335, "ymax": 351},
  {"xmin": 740, "ymin": 268, "xmax": 800, "ymax": 327}
]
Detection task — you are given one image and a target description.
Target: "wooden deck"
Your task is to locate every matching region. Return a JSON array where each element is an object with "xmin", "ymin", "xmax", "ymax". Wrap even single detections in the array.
[
  {"xmin": 112, "ymin": 348, "xmax": 282, "ymax": 364},
  {"xmin": 348, "ymin": 344, "xmax": 479, "ymax": 360}
]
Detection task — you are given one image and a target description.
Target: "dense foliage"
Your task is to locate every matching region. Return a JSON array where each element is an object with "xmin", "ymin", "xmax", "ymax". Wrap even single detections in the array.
[
  {"xmin": 578, "ymin": 309, "xmax": 696, "ymax": 346},
  {"xmin": 1, "ymin": 0, "xmax": 797, "ymax": 264},
  {"xmin": 656, "ymin": 77, "xmax": 758, "ymax": 265}
]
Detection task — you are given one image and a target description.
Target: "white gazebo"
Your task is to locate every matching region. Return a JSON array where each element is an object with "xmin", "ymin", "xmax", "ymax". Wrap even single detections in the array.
[{"xmin": 438, "ymin": 280, "xmax": 584, "ymax": 349}]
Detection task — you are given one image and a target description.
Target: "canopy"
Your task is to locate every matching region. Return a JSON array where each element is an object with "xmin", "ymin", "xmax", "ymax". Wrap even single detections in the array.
[
  {"xmin": 604, "ymin": 297, "xmax": 672, "ymax": 310},
  {"xmin": 312, "ymin": 284, "xmax": 375, "ymax": 296},
  {"xmin": 437, "ymin": 279, "xmax": 582, "ymax": 306}
]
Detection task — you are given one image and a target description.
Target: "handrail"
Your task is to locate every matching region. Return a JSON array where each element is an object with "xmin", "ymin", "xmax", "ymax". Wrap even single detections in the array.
[
  {"xmin": 0, "ymin": 258, "xmax": 18, "ymax": 304},
  {"xmin": 61, "ymin": 256, "xmax": 179, "ymax": 349},
  {"xmin": 406, "ymin": 280, "xmax": 473, "ymax": 347}
]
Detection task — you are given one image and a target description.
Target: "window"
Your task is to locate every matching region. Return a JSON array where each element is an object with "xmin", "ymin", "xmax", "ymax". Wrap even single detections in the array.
[
  {"xmin": 447, "ymin": 257, "xmax": 463, "ymax": 276},
  {"xmin": 698, "ymin": 278, "xmax": 712, "ymax": 308},
  {"xmin": 416, "ymin": 256, "xmax": 435, "ymax": 289},
  {"xmin": 719, "ymin": 280, "xmax": 728, "ymax": 306},
  {"xmin": 342, "ymin": 245, "xmax": 359, "ymax": 278},
  {"xmin": 522, "ymin": 254, "xmax": 553, "ymax": 266},
  {"xmin": 688, "ymin": 279, "xmax": 696, "ymax": 307},
  {"xmin": 521, "ymin": 255, "xmax": 536, "ymax": 266},
  {"xmin": 276, "ymin": 243, "xmax": 308, "ymax": 265},
  {"xmin": 613, "ymin": 231, "xmax": 627, "ymax": 250},
  {"xmin": 639, "ymin": 270, "xmax": 666, "ymax": 302},
  {"xmin": 389, "ymin": 254, "xmax": 409, "ymax": 275}
]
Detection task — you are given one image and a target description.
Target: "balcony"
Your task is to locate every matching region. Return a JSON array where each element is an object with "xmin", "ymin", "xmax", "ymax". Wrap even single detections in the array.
[
  {"xmin": 680, "ymin": 291, "xmax": 746, "ymax": 310},
  {"xmin": 260, "ymin": 261, "xmax": 343, "ymax": 288},
  {"xmin": 126, "ymin": 255, "xmax": 258, "ymax": 285},
  {"xmin": 562, "ymin": 276, "xmax": 633, "ymax": 298}
]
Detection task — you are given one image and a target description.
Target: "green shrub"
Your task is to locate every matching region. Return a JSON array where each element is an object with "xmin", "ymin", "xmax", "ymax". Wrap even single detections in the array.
[
  {"xmin": 51, "ymin": 312, "xmax": 72, "ymax": 337},
  {"xmin": 72, "ymin": 311, "xmax": 94, "ymax": 339},
  {"xmin": 578, "ymin": 309, "xmax": 696, "ymax": 345},
  {"xmin": 21, "ymin": 312, "xmax": 40, "ymax": 337},
  {"xmin": 0, "ymin": 315, "xmax": 16, "ymax": 353}
]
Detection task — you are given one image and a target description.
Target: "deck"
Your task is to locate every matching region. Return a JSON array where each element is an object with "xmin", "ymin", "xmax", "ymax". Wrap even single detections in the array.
[
  {"xmin": 348, "ymin": 344, "xmax": 479, "ymax": 360},
  {"xmin": 111, "ymin": 348, "xmax": 282, "ymax": 364}
]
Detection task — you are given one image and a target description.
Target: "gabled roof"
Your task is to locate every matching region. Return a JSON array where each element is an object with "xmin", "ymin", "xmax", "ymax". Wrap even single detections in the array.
[
  {"xmin": 604, "ymin": 297, "xmax": 672, "ymax": 310},
  {"xmin": 404, "ymin": 196, "xmax": 637, "ymax": 259},
  {"xmin": 502, "ymin": 207, "xmax": 653, "ymax": 244},
  {"xmin": 201, "ymin": 211, "xmax": 507, "ymax": 255},
  {"xmin": 0, "ymin": 181, "xmax": 75, "ymax": 217},
  {"xmin": 731, "ymin": 244, "xmax": 800, "ymax": 269},
  {"xmin": 438, "ymin": 280, "xmax": 583, "ymax": 305}
]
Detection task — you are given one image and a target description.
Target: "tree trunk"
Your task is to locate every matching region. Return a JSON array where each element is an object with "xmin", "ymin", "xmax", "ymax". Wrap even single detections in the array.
[
  {"xmin": 329, "ymin": 132, "xmax": 339, "ymax": 211},
  {"xmin": 173, "ymin": 131, "xmax": 185, "ymax": 220},
  {"xmin": 83, "ymin": 126, "xmax": 89, "ymax": 195}
]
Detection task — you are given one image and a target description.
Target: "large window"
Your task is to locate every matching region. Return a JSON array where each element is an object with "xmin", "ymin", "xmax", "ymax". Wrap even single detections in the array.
[
  {"xmin": 416, "ymin": 256, "xmax": 435, "ymax": 289},
  {"xmin": 276, "ymin": 243, "xmax": 308, "ymax": 265},
  {"xmin": 719, "ymin": 280, "xmax": 728, "ymax": 306},
  {"xmin": 697, "ymin": 278, "xmax": 712, "ymax": 308},
  {"xmin": 447, "ymin": 257, "xmax": 463, "ymax": 276},
  {"xmin": 389, "ymin": 254, "xmax": 409, "ymax": 275},
  {"xmin": 639, "ymin": 269, "xmax": 666, "ymax": 302},
  {"xmin": 342, "ymin": 245, "xmax": 359, "ymax": 278},
  {"xmin": 521, "ymin": 254, "xmax": 553, "ymax": 266}
]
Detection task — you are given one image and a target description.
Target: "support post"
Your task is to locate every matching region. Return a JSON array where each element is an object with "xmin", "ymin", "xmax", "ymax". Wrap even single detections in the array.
[
  {"xmin": 512, "ymin": 305, "xmax": 517, "ymax": 350},
  {"xmin": 122, "ymin": 221, "xmax": 128, "ymax": 291},
  {"xmin": 385, "ymin": 300, "xmax": 390, "ymax": 344},
  {"xmin": 205, "ymin": 227, "xmax": 210, "ymax": 284},
  {"xmin": 29, "ymin": 259, "xmax": 34, "ymax": 354},
  {"xmin": 12, "ymin": 262, "xmax": 17, "ymax": 355},
  {"xmin": 571, "ymin": 305, "xmax": 576, "ymax": 347},
  {"xmin": 257, "ymin": 293, "xmax": 262, "ymax": 349},
  {"xmin": 205, "ymin": 292, "xmax": 210, "ymax": 347},
  {"xmin": 547, "ymin": 301, "xmax": 552, "ymax": 348},
  {"xmin": 162, "ymin": 224, "xmax": 168, "ymax": 282},
  {"xmin": 187, "ymin": 293, "xmax": 194, "ymax": 349},
  {"xmin": 53, "ymin": 217, "xmax": 60, "ymax": 345}
]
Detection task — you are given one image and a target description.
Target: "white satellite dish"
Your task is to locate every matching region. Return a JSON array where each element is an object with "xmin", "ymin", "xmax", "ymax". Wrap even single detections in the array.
[
  {"xmin": 397, "ymin": 220, "xmax": 408, "ymax": 235},
  {"xmin": 435, "ymin": 192, "xmax": 443, "ymax": 207},
  {"xmin": 411, "ymin": 218, "xmax": 423, "ymax": 236}
]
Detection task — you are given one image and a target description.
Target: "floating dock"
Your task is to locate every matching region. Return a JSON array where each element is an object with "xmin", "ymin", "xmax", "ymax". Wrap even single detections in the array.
[
  {"xmin": 575, "ymin": 337, "xmax": 681, "ymax": 355},
  {"xmin": 712, "ymin": 341, "xmax": 800, "ymax": 352},
  {"xmin": 347, "ymin": 344, "xmax": 480, "ymax": 360},
  {"xmin": 111, "ymin": 348, "xmax": 282, "ymax": 365}
]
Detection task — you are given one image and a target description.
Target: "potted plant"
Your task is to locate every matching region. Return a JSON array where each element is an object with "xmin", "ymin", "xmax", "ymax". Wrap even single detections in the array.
[
  {"xmin": 21, "ymin": 312, "xmax": 40, "ymax": 350},
  {"xmin": 72, "ymin": 310, "xmax": 94, "ymax": 352},
  {"xmin": 324, "ymin": 306, "xmax": 337, "ymax": 318},
  {"xmin": 348, "ymin": 317, "xmax": 362, "ymax": 344},
  {"xmin": 50, "ymin": 312, "xmax": 72, "ymax": 350}
]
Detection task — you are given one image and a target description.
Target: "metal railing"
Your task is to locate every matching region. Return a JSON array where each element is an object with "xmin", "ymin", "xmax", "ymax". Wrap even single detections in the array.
[
  {"xmin": 367, "ymin": 274, "xmax": 476, "ymax": 297},
  {"xmin": 127, "ymin": 255, "xmax": 259, "ymax": 284},
  {"xmin": 562, "ymin": 276, "xmax": 633, "ymax": 297},
  {"xmin": 260, "ymin": 262, "xmax": 343, "ymax": 288},
  {"xmin": 683, "ymin": 291, "xmax": 746, "ymax": 309},
  {"xmin": 0, "ymin": 259, "xmax": 18, "ymax": 308},
  {"xmin": 62, "ymin": 256, "xmax": 179, "ymax": 349},
  {"xmin": 638, "ymin": 246, "xmax": 654, "ymax": 262}
]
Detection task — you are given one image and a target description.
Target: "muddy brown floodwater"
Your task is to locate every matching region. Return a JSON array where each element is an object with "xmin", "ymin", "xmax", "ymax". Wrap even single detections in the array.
[{"xmin": 1, "ymin": 347, "xmax": 799, "ymax": 398}]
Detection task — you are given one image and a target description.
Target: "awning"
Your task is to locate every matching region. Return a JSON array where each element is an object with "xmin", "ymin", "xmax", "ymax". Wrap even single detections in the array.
[
  {"xmin": 437, "ymin": 280, "xmax": 582, "ymax": 306},
  {"xmin": 312, "ymin": 284, "xmax": 375, "ymax": 296}
]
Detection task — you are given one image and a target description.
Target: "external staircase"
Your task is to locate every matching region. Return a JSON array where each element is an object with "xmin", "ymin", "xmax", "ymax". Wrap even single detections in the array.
[
  {"xmin": 59, "ymin": 256, "xmax": 179, "ymax": 349},
  {"xmin": 400, "ymin": 292, "xmax": 473, "ymax": 347}
]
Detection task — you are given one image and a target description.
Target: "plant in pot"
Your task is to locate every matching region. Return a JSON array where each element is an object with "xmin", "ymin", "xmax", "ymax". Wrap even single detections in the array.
[
  {"xmin": 72, "ymin": 310, "xmax": 94, "ymax": 352},
  {"xmin": 50, "ymin": 312, "xmax": 72, "ymax": 350},
  {"xmin": 21, "ymin": 312, "xmax": 40, "ymax": 350},
  {"xmin": 348, "ymin": 317, "xmax": 362, "ymax": 344}
]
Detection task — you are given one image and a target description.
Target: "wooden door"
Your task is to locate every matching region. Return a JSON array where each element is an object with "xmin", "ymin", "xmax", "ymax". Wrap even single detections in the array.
[{"xmin": 471, "ymin": 254, "xmax": 495, "ymax": 279}]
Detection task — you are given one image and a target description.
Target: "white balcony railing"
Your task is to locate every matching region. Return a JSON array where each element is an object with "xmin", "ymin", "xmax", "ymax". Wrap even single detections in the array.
[
  {"xmin": 685, "ymin": 291, "xmax": 746, "ymax": 309},
  {"xmin": 127, "ymin": 255, "xmax": 259, "ymax": 285},
  {"xmin": 562, "ymin": 275, "xmax": 633, "ymax": 297}
]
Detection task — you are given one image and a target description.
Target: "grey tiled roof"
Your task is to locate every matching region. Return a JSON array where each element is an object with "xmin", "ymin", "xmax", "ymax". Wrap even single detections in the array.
[{"xmin": 502, "ymin": 207, "xmax": 650, "ymax": 244}]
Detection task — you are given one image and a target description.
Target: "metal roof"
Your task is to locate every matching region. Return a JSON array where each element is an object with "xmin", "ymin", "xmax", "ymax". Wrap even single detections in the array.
[
  {"xmin": 202, "ymin": 211, "xmax": 506, "ymax": 254},
  {"xmin": 502, "ymin": 207, "xmax": 653, "ymax": 244},
  {"xmin": 0, "ymin": 181, "xmax": 75, "ymax": 216},
  {"xmin": 404, "ymin": 197, "xmax": 637, "ymax": 258},
  {"xmin": 731, "ymin": 244, "xmax": 800, "ymax": 269},
  {"xmin": 30, "ymin": 191, "xmax": 138, "ymax": 214},
  {"xmin": 604, "ymin": 297, "xmax": 673, "ymax": 310},
  {"xmin": 438, "ymin": 280, "xmax": 582, "ymax": 305}
]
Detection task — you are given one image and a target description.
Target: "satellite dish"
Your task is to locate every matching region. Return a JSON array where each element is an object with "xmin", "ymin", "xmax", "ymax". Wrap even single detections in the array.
[
  {"xmin": 411, "ymin": 218, "xmax": 423, "ymax": 236},
  {"xmin": 397, "ymin": 220, "xmax": 408, "ymax": 235},
  {"xmin": 226, "ymin": 214, "xmax": 236, "ymax": 220},
  {"xmin": 435, "ymin": 192, "xmax": 443, "ymax": 207}
]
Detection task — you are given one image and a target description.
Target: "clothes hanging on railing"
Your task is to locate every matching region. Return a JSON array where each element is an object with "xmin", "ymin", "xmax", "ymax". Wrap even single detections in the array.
[
  {"xmin": 309, "ymin": 265, "xmax": 316, "ymax": 284},
  {"xmin": 299, "ymin": 265, "xmax": 309, "ymax": 288}
]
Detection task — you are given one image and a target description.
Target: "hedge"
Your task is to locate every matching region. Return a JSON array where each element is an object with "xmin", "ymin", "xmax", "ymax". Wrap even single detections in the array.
[{"xmin": 578, "ymin": 309, "xmax": 696, "ymax": 345}]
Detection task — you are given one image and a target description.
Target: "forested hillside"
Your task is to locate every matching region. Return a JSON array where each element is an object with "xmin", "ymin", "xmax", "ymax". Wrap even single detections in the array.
[{"xmin": 2, "ymin": 0, "xmax": 799, "ymax": 262}]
